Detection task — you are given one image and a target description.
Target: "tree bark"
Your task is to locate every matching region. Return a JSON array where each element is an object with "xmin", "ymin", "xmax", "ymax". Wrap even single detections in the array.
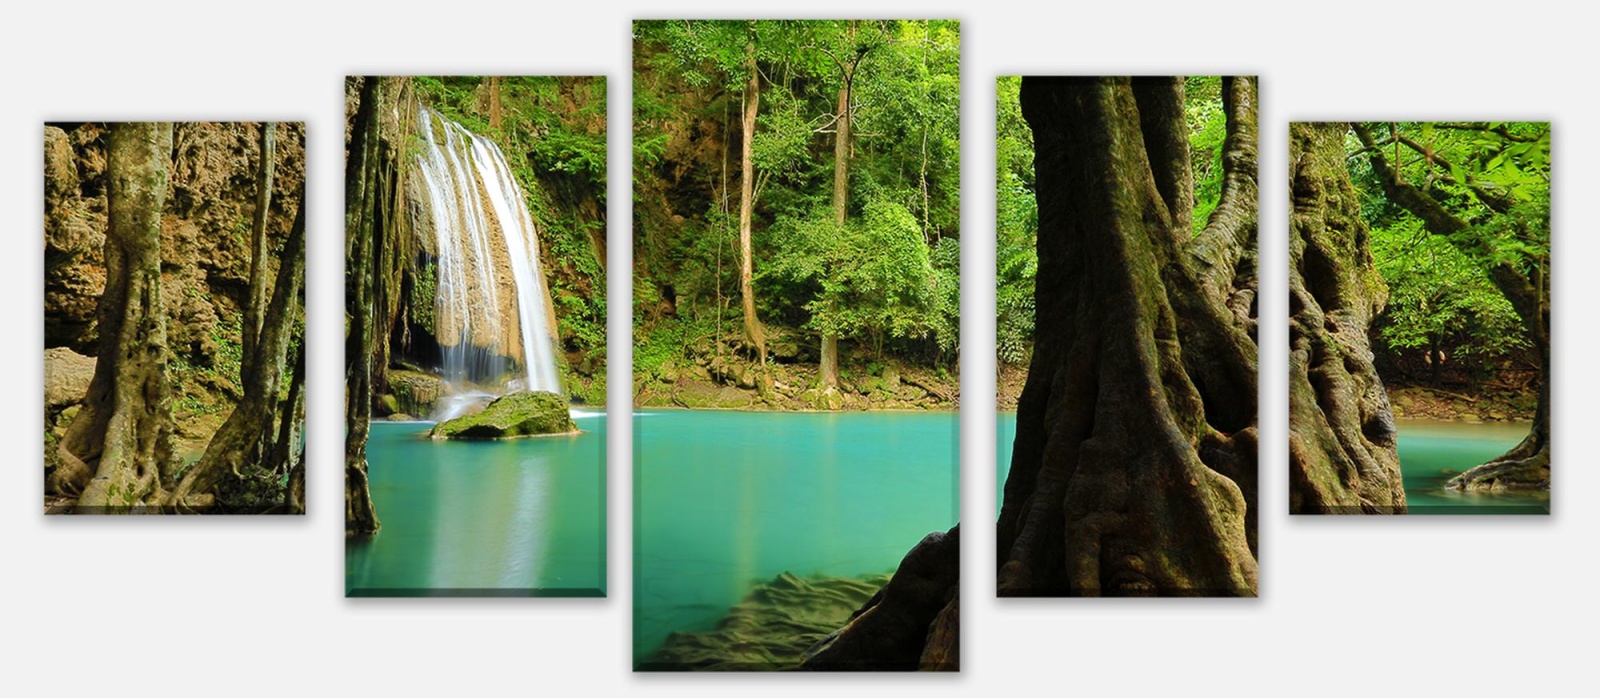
[
  {"xmin": 54, "ymin": 123, "xmax": 178, "ymax": 511},
  {"xmin": 165, "ymin": 200, "xmax": 304, "ymax": 509},
  {"xmin": 241, "ymin": 122, "xmax": 275, "ymax": 371},
  {"xmin": 1353, "ymin": 124, "xmax": 1550, "ymax": 492},
  {"xmin": 997, "ymin": 77, "xmax": 1258, "ymax": 596},
  {"xmin": 1287, "ymin": 122, "xmax": 1406, "ymax": 514},
  {"xmin": 488, "ymin": 76, "xmax": 502, "ymax": 130},
  {"xmin": 820, "ymin": 30, "xmax": 856, "ymax": 391},
  {"xmin": 345, "ymin": 77, "xmax": 382, "ymax": 536},
  {"xmin": 279, "ymin": 341, "xmax": 307, "ymax": 514},
  {"xmin": 738, "ymin": 35, "xmax": 767, "ymax": 365},
  {"xmin": 799, "ymin": 526, "xmax": 959, "ymax": 671}
]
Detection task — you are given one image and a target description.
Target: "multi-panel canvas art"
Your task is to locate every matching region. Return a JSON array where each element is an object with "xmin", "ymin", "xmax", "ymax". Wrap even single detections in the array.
[
  {"xmin": 1288, "ymin": 121, "xmax": 1550, "ymax": 515},
  {"xmin": 631, "ymin": 20, "xmax": 962, "ymax": 670},
  {"xmin": 342, "ymin": 76, "xmax": 608, "ymax": 596},
  {"xmin": 44, "ymin": 121, "xmax": 307, "ymax": 515},
  {"xmin": 995, "ymin": 77, "xmax": 1260, "ymax": 597}
]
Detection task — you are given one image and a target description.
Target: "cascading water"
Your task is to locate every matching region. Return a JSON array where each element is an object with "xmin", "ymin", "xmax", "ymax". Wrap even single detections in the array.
[{"xmin": 414, "ymin": 108, "xmax": 562, "ymax": 420}]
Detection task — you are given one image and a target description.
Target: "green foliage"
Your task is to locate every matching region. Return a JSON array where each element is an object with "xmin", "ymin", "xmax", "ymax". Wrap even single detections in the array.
[
  {"xmin": 1185, "ymin": 76, "xmax": 1226, "ymax": 234},
  {"xmin": 1371, "ymin": 217, "xmax": 1527, "ymax": 359},
  {"xmin": 410, "ymin": 258, "xmax": 437, "ymax": 337},
  {"xmin": 996, "ymin": 77, "xmax": 1035, "ymax": 366},
  {"xmin": 767, "ymin": 198, "xmax": 942, "ymax": 353},
  {"xmin": 1349, "ymin": 121, "xmax": 1550, "ymax": 383},
  {"xmin": 633, "ymin": 20, "xmax": 960, "ymax": 370},
  {"xmin": 633, "ymin": 314, "xmax": 718, "ymax": 377}
]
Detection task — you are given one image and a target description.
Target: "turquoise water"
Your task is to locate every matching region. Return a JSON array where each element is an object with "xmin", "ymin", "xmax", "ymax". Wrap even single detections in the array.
[
  {"xmin": 345, "ymin": 412, "xmax": 606, "ymax": 596},
  {"xmin": 632, "ymin": 410, "xmax": 958, "ymax": 665},
  {"xmin": 1394, "ymin": 418, "xmax": 1548, "ymax": 515},
  {"xmin": 997, "ymin": 413, "xmax": 1548, "ymax": 515}
]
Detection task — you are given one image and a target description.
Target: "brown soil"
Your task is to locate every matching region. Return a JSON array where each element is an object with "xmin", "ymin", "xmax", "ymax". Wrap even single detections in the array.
[{"xmin": 1386, "ymin": 384, "xmax": 1536, "ymax": 422}]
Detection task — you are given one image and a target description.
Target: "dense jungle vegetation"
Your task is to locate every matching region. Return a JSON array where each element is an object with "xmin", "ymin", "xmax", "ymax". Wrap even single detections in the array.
[{"xmin": 633, "ymin": 20, "xmax": 961, "ymax": 410}]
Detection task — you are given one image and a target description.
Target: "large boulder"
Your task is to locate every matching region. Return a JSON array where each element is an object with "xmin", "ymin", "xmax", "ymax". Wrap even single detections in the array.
[
  {"xmin": 386, "ymin": 369, "xmax": 443, "ymax": 416},
  {"xmin": 429, "ymin": 391, "xmax": 577, "ymax": 440},
  {"xmin": 44, "ymin": 347, "xmax": 96, "ymax": 411}
]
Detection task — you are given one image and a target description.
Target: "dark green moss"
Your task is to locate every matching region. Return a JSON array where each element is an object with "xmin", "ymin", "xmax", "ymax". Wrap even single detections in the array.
[{"xmin": 429, "ymin": 391, "xmax": 576, "ymax": 439}]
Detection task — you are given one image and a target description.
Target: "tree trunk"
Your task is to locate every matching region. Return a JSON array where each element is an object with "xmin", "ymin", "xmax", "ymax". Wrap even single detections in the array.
[
  {"xmin": 821, "ymin": 49, "xmax": 854, "ymax": 391},
  {"xmin": 165, "ymin": 200, "xmax": 304, "ymax": 509},
  {"xmin": 488, "ymin": 76, "xmax": 502, "ymax": 130},
  {"xmin": 1353, "ymin": 124, "xmax": 1550, "ymax": 492},
  {"xmin": 241, "ymin": 121, "xmax": 275, "ymax": 371},
  {"xmin": 279, "ymin": 341, "xmax": 307, "ymax": 514},
  {"xmin": 738, "ymin": 36, "xmax": 767, "ymax": 365},
  {"xmin": 55, "ymin": 122, "xmax": 177, "ymax": 511},
  {"xmin": 997, "ymin": 77, "xmax": 1258, "ymax": 596},
  {"xmin": 345, "ymin": 77, "xmax": 382, "ymax": 536},
  {"xmin": 1287, "ymin": 122, "xmax": 1406, "ymax": 514},
  {"xmin": 799, "ymin": 526, "xmax": 959, "ymax": 671}
]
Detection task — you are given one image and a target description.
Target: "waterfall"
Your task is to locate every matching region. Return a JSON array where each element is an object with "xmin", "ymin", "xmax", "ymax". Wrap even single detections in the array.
[{"xmin": 414, "ymin": 109, "xmax": 561, "ymax": 418}]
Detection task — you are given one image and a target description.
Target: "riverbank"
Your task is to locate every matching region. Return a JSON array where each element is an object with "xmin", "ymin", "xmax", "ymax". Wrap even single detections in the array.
[
  {"xmin": 634, "ymin": 359, "xmax": 958, "ymax": 411},
  {"xmin": 1386, "ymin": 384, "xmax": 1536, "ymax": 423}
]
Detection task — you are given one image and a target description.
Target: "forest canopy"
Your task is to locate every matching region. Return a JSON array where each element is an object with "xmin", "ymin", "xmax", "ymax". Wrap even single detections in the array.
[
  {"xmin": 1349, "ymin": 122, "xmax": 1549, "ymax": 393},
  {"xmin": 633, "ymin": 20, "xmax": 960, "ymax": 410}
]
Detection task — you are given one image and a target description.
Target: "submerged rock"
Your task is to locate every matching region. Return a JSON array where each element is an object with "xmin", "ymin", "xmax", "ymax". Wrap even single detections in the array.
[
  {"xmin": 641, "ymin": 571, "xmax": 891, "ymax": 671},
  {"xmin": 429, "ymin": 391, "xmax": 577, "ymax": 439}
]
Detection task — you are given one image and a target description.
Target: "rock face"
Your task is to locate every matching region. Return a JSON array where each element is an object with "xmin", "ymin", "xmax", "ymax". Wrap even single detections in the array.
[
  {"xmin": 429, "ymin": 391, "xmax": 576, "ymax": 439},
  {"xmin": 384, "ymin": 369, "xmax": 443, "ymax": 417},
  {"xmin": 44, "ymin": 347, "xmax": 96, "ymax": 412},
  {"xmin": 44, "ymin": 122, "xmax": 307, "ymax": 445}
]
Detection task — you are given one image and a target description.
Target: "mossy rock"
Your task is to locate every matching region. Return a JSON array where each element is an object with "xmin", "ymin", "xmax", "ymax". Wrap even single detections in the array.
[
  {"xmin": 386, "ymin": 369, "xmax": 443, "ymax": 416},
  {"xmin": 429, "ymin": 391, "xmax": 577, "ymax": 440}
]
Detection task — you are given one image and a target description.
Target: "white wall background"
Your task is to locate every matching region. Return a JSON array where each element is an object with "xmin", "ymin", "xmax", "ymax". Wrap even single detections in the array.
[{"xmin": 3, "ymin": 2, "xmax": 1592, "ymax": 695}]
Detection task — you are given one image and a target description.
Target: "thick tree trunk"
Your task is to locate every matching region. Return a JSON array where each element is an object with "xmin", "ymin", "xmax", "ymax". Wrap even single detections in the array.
[
  {"xmin": 165, "ymin": 201, "xmax": 304, "ymax": 509},
  {"xmin": 738, "ymin": 38, "xmax": 767, "ymax": 365},
  {"xmin": 241, "ymin": 122, "xmax": 275, "ymax": 371},
  {"xmin": 1287, "ymin": 122, "xmax": 1405, "ymax": 514},
  {"xmin": 56, "ymin": 123, "xmax": 178, "ymax": 511},
  {"xmin": 345, "ymin": 76, "xmax": 382, "ymax": 536},
  {"xmin": 997, "ymin": 77, "xmax": 1258, "ymax": 596},
  {"xmin": 1353, "ymin": 124, "xmax": 1550, "ymax": 492}
]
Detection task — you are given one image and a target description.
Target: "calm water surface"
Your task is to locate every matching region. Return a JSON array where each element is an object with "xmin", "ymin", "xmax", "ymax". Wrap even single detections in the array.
[
  {"xmin": 1393, "ymin": 418, "xmax": 1547, "ymax": 514},
  {"xmin": 633, "ymin": 410, "xmax": 958, "ymax": 665},
  {"xmin": 345, "ymin": 412, "xmax": 606, "ymax": 596},
  {"xmin": 996, "ymin": 414, "xmax": 1547, "ymax": 515}
]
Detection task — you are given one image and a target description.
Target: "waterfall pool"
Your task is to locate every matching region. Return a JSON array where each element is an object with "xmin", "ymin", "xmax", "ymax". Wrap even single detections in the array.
[
  {"xmin": 631, "ymin": 410, "xmax": 958, "ymax": 666},
  {"xmin": 344, "ymin": 411, "xmax": 606, "ymax": 596}
]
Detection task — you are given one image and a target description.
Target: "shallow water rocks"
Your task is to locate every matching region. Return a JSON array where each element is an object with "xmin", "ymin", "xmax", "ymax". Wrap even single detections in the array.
[
  {"xmin": 643, "ymin": 571, "xmax": 890, "ymax": 671},
  {"xmin": 429, "ymin": 390, "xmax": 576, "ymax": 439}
]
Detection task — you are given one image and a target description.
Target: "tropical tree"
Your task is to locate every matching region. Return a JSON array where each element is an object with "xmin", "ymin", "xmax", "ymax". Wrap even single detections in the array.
[
  {"xmin": 1287, "ymin": 122, "xmax": 1405, "ymax": 514},
  {"xmin": 997, "ymin": 76, "xmax": 1260, "ymax": 596},
  {"xmin": 1351, "ymin": 122, "xmax": 1550, "ymax": 491},
  {"xmin": 51, "ymin": 122, "xmax": 178, "ymax": 510}
]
